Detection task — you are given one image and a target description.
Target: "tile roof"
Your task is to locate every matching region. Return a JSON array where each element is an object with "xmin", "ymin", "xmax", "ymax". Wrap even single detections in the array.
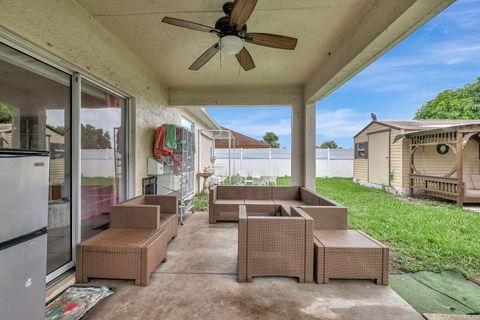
[{"xmin": 215, "ymin": 127, "xmax": 270, "ymax": 149}]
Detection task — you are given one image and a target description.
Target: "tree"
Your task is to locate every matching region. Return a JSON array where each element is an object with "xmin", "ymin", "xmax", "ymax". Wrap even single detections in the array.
[
  {"xmin": 50, "ymin": 126, "xmax": 65, "ymax": 135},
  {"xmin": 262, "ymin": 132, "xmax": 280, "ymax": 148},
  {"xmin": 318, "ymin": 140, "xmax": 339, "ymax": 149},
  {"xmin": 414, "ymin": 77, "xmax": 480, "ymax": 119},
  {"xmin": 0, "ymin": 103, "xmax": 12, "ymax": 124},
  {"xmin": 81, "ymin": 124, "xmax": 112, "ymax": 149}
]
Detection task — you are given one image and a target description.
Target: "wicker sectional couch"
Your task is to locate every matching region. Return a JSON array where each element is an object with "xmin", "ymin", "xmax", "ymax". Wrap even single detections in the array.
[
  {"xmin": 76, "ymin": 195, "xmax": 178, "ymax": 286},
  {"xmin": 209, "ymin": 185, "xmax": 346, "ymax": 224}
]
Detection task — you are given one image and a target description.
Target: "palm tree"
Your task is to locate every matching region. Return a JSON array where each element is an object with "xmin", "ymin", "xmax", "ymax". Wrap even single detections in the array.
[{"xmin": 263, "ymin": 132, "xmax": 280, "ymax": 148}]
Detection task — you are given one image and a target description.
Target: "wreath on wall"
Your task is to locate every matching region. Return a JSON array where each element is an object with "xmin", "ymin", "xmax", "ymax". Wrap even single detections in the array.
[{"xmin": 436, "ymin": 144, "xmax": 449, "ymax": 155}]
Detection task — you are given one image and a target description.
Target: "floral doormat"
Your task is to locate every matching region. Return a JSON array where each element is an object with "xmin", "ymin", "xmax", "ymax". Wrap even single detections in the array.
[{"xmin": 45, "ymin": 286, "xmax": 113, "ymax": 320}]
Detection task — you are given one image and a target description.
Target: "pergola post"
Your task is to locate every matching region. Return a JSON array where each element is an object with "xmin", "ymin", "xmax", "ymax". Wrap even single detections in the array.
[{"xmin": 456, "ymin": 132, "xmax": 464, "ymax": 207}]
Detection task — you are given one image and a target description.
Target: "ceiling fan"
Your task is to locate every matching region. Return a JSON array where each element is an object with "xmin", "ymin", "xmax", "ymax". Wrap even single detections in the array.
[{"xmin": 161, "ymin": 0, "xmax": 298, "ymax": 71}]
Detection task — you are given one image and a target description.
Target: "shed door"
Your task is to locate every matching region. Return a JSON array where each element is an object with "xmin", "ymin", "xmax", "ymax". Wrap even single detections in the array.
[{"xmin": 368, "ymin": 131, "xmax": 390, "ymax": 185}]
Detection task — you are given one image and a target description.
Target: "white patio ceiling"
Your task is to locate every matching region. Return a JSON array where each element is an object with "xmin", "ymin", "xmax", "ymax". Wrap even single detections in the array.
[{"xmin": 76, "ymin": 0, "xmax": 453, "ymax": 103}]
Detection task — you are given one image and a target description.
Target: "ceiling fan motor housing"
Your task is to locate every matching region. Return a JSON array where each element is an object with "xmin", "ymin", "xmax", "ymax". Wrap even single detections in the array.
[{"xmin": 216, "ymin": 2, "xmax": 247, "ymax": 38}]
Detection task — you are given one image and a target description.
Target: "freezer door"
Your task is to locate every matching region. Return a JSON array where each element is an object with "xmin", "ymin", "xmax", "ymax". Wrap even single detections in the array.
[
  {"xmin": 0, "ymin": 151, "xmax": 49, "ymax": 243},
  {"xmin": 0, "ymin": 233, "xmax": 47, "ymax": 320}
]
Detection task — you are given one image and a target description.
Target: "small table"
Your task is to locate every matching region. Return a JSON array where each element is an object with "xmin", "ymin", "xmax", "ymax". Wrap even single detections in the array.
[
  {"xmin": 197, "ymin": 172, "xmax": 213, "ymax": 193},
  {"xmin": 313, "ymin": 230, "xmax": 389, "ymax": 285}
]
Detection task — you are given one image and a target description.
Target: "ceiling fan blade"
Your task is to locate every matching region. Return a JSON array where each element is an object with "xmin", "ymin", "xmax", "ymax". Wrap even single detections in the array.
[
  {"xmin": 246, "ymin": 33, "xmax": 298, "ymax": 50},
  {"xmin": 162, "ymin": 17, "xmax": 219, "ymax": 34},
  {"xmin": 230, "ymin": 0, "xmax": 257, "ymax": 30},
  {"xmin": 189, "ymin": 43, "xmax": 220, "ymax": 71},
  {"xmin": 235, "ymin": 47, "xmax": 255, "ymax": 71}
]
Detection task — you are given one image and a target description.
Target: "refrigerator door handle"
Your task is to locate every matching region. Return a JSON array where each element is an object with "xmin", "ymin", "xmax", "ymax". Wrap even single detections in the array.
[{"xmin": 0, "ymin": 228, "xmax": 48, "ymax": 252}]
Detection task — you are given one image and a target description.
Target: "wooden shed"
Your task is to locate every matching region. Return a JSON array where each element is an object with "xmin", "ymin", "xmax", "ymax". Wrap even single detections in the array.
[{"xmin": 353, "ymin": 120, "xmax": 480, "ymax": 204}]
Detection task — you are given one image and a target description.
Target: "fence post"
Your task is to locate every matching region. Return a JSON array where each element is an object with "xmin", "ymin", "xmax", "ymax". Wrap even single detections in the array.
[
  {"xmin": 240, "ymin": 148, "xmax": 243, "ymax": 175},
  {"xmin": 327, "ymin": 148, "xmax": 330, "ymax": 178},
  {"xmin": 269, "ymin": 148, "xmax": 272, "ymax": 177}
]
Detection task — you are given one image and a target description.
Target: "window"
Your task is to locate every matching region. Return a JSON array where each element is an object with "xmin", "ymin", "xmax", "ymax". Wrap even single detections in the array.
[
  {"xmin": 180, "ymin": 116, "xmax": 194, "ymax": 131},
  {"xmin": 355, "ymin": 142, "xmax": 368, "ymax": 159}
]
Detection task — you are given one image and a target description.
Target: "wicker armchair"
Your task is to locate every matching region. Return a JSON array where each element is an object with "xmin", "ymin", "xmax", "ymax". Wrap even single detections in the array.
[
  {"xmin": 76, "ymin": 195, "xmax": 178, "ymax": 286},
  {"xmin": 238, "ymin": 205, "xmax": 313, "ymax": 283}
]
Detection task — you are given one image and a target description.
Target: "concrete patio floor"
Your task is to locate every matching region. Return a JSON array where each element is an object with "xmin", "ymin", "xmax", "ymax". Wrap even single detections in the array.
[{"xmin": 86, "ymin": 211, "xmax": 423, "ymax": 320}]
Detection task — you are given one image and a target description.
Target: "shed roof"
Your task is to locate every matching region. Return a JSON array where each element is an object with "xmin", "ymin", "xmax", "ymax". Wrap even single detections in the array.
[
  {"xmin": 354, "ymin": 120, "xmax": 480, "ymax": 138},
  {"xmin": 215, "ymin": 127, "xmax": 270, "ymax": 149}
]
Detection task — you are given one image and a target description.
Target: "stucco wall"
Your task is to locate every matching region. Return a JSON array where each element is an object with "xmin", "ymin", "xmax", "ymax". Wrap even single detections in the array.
[{"xmin": 0, "ymin": 0, "xmax": 217, "ymax": 195}]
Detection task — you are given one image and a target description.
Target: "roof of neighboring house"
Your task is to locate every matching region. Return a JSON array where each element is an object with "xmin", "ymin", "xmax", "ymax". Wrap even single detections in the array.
[
  {"xmin": 354, "ymin": 120, "xmax": 480, "ymax": 138},
  {"xmin": 215, "ymin": 127, "xmax": 270, "ymax": 149}
]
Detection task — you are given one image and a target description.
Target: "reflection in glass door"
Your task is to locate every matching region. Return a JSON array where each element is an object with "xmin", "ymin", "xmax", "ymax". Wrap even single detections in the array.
[{"xmin": 80, "ymin": 79, "xmax": 126, "ymax": 241}]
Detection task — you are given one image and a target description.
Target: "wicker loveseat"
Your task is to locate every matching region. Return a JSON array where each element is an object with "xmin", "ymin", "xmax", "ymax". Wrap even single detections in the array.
[
  {"xmin": 209, "ymin": 185, "xmax": 345, "ymax": 224},
  {"xmin": 464, "ymin": 174, "xmax": 480, "ymax": 203},
  {"xmin": 76, "ymin": 195, "xmax": 178, "ymax": 286}
]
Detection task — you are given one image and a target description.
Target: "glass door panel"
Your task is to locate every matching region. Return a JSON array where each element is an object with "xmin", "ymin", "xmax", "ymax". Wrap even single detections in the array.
[
  {"xmin": 0, "ymin": 42, "xmax": 72, "ymax": 275},
  {"xmin": 80, "ymin": 79, "xmax": 126, "ymax": 241}
]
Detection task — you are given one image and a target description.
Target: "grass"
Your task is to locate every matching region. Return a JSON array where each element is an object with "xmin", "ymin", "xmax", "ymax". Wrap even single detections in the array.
[
  {"xmin": 278, "ymin": 177, "xmax": 480, "ymax": 281},
  {"xmin": 81, "ymin": 176, "xmax": 115, "ymax": 185},
  {"xmin": 192, "ymin": 192, "xmax": 209, "ymax": 211}
]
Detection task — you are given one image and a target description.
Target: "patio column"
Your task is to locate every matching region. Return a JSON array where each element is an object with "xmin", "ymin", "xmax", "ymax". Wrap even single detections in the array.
[{"xmin": 291, "ymin": 101, "xmax": 316, "ymax": 190}]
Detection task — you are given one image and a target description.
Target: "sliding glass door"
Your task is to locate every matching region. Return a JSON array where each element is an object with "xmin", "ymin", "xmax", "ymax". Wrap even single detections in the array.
[
  {"xmin": 0, "ymin": 42, "xmax": 73, "ymax": 276},
  {"xmin": 80, "ymin": 79, "xmax": 126, "ymax": 241}
]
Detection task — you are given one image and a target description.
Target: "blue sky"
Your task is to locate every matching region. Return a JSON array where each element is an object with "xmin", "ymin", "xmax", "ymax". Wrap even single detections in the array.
[{"xmin": 207, "ymin": 0, "xmax": 480, "ymax": 149}]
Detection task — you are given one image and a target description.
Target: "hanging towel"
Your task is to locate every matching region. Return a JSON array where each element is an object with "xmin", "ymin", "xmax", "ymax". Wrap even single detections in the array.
[
  {"xmin": 153, "ymin": 124, "xmax": 172, "ymax": 157},
  {"xmin": 165, "ymin": 124, "xmax": 177, "ymax": 149}
]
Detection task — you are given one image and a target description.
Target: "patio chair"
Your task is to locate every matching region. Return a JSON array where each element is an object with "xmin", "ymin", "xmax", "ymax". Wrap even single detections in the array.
[
  {"xmin": 237, "ymin": 204, "xmax": 313, "ymax": 283},
  {"xmin": 76, "ymin": 195, "xmax": 178, "ymax": 286}
]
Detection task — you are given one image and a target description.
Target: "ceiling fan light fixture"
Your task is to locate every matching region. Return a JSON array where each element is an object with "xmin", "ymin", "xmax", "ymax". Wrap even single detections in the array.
[{"xmin": 220, "ymin": 35, "xmax": 244, "ymax": 55}]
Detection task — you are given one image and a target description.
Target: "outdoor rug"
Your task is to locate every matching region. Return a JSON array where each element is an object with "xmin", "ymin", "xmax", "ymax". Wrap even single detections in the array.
[
  {"xmin": 390, "ymin": 271, "xmax": 480, "ymax": 315},
  {"xmin": 45, "ymin": 286, "xmax": 113, "ymax": 320}
]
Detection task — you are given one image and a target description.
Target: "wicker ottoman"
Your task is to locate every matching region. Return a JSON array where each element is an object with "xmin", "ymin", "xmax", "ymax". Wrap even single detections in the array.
[
  {"xmin": 76, "ymin": 228, "xmax": 168, "ymax": 286},
  {"xmin": 314, "ymin": 230, "xmax": 389, "ymax": 285}
]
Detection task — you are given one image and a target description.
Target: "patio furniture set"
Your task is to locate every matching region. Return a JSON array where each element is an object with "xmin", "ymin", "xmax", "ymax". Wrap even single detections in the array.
[
  {"xmin": 75, "ymin": 186, "xmax": 388, "ymax": 287},
  {"xmin": 211, "ymin": 185, "xmax": 389, "ymax": 285}
]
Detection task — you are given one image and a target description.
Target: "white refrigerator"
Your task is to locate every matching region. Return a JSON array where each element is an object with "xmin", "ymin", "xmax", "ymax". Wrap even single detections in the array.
[{"xmin": 0, "ymin": 149, "xmax": 49, "ymax": 320}]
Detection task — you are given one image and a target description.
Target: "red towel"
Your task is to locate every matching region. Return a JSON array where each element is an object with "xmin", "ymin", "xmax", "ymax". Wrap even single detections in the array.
[{"xmin": 153, "ymin": 124, "xmax": 173, "ymax": 157}]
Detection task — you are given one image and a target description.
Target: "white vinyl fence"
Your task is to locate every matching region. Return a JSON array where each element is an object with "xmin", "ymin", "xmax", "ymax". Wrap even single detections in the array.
[{"xmin": 214, "ymin": 148, "xmax": 353, "ymax": 178}]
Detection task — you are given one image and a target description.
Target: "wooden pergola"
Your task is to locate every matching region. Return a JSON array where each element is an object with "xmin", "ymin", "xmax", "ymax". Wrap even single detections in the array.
[{"xmin": 396, "ymin": 124, "xmax": 480, "ymax": 206}]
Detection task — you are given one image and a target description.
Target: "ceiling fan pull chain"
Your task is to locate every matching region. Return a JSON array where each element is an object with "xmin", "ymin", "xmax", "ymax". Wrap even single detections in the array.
[{"xmin": 219, "ymin": 41, "xmax": 223, "ymax": 71}]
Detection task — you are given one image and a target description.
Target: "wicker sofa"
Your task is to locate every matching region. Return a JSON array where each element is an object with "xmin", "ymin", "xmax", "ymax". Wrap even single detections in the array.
[
  {"xmin": 238, "ymin": 204, "xmax": 313, "ymax": 283},
  {"xmin": 76, "ymin": 195, "xmax": 178, "ymax": 286},
  {"xmin": 209, "ymin": 185, "xmax": 345, "ymax": 224}
]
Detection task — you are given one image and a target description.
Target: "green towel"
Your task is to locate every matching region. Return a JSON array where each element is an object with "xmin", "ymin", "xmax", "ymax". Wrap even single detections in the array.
[{"xmin": 165, "ymin": 124, "xmax": 177, "ymax": 149}]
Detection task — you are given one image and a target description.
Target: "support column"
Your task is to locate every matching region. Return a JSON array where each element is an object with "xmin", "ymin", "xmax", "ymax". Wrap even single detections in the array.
[
  {"xmin": 303, "ymin": 102, "xmax": 316, "ymax": 190},
  {"xmin": 291, "ymin": 101, "xmax": 316, "ymax": 190}
]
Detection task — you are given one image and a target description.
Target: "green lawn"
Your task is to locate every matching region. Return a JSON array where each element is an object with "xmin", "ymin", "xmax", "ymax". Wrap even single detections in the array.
[
  {"xmin": 81, "ymin": 176, "xmax": 115, "ymax": 185},
  {"xmin": 277, "ymin": 177, "xmax": 480, "ymax": 281}
]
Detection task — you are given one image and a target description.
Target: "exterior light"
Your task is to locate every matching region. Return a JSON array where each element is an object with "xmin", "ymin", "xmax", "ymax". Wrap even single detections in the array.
[{"xmin": 220, "ymin": 35, "xmax": 244, "ymax": 55}]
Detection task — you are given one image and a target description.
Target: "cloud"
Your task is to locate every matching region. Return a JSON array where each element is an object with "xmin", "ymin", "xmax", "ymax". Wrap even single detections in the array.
[
  {"xmin": 212, "ymin": 108, "xmax": 292, "ymax": 136},
  {"xmin": 316, "ymin": 108, "xmax": 369, "ymax": 138}
]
